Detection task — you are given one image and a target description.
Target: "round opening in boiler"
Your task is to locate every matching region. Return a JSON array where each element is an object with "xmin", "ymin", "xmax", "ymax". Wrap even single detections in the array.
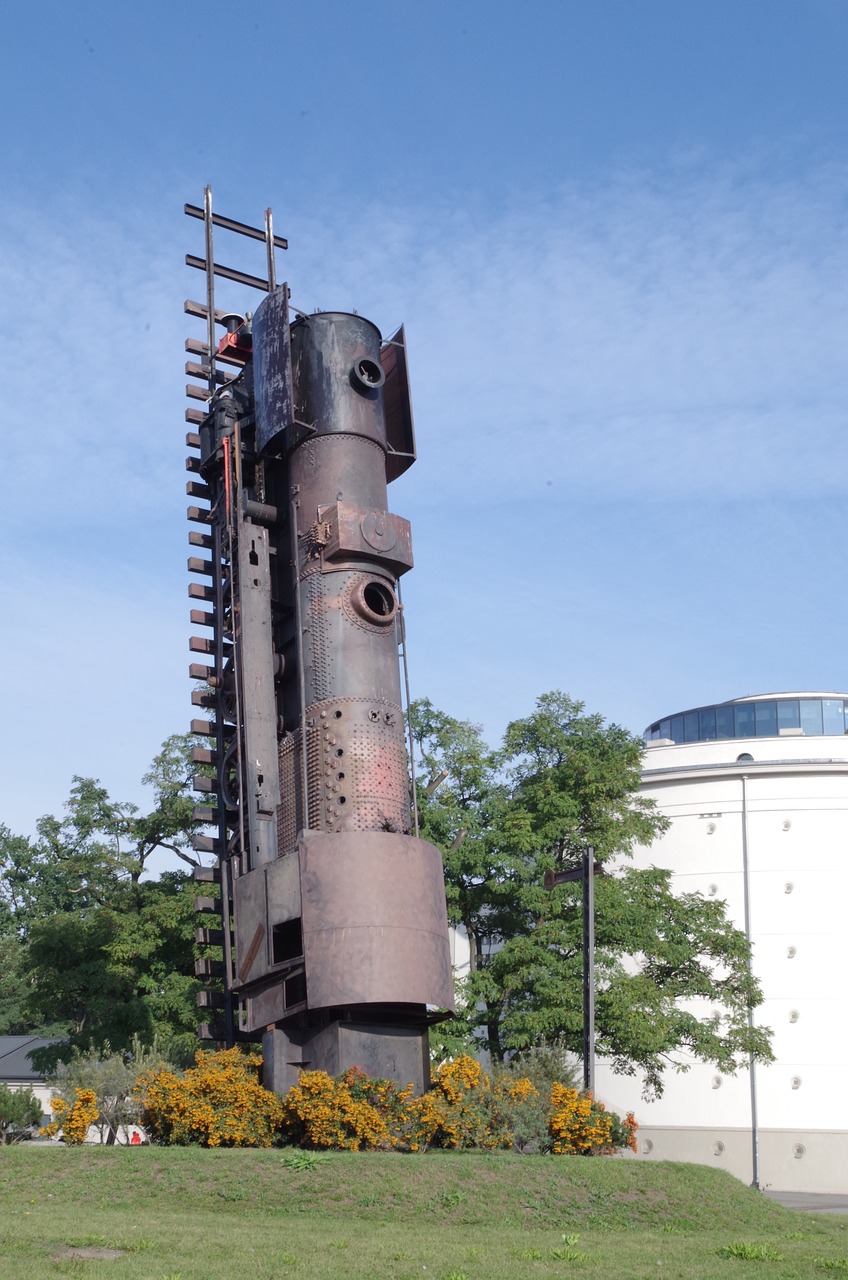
[
  {"xmin": 350, "ymin": 577, "xmax": 399, "ymax": 627},
  {"xmin": 351, "ymin": 356, "xmax": 385, "ymax": 392},
  {"xmin": 364, "ymin": 582, "xmax": 394, "ymax": 617}
]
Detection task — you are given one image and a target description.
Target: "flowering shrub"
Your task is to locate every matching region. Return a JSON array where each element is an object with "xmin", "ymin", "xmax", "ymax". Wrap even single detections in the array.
[
  {"xmin": 43, "ymin": 1088, "xmax": 100, "ymax": 1144},
  {"xmin": 424, "ymin": 1056, "xmax": 512, "ymax": 1150},
  {"xmin": 280, "ymin": 1065, "xmax": 445, "ymax": 1152},
  {"xmin": 280, "ymin": 1067, "xmax": 394, "ymax": 1151},
  {"xmin": 136, "ymin": 1048, "xmax": 283, "ymax": 1147},
  {"xmin": 281, "ymin": 1055, "xmax": 636, "ymax": 1156},
  {"xmin": 136, "ymin": 1047, "xmax": 637, "ymax": 1156},
  {"xmin": 548, "ymin": 1083, "xmax": 637, "ymax": 1155}
]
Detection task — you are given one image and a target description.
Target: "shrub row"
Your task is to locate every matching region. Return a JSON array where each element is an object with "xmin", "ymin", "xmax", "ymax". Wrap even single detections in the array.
[{"xmin": 46, "ymin": 1049, "xmax": 637, "ymax": 1154}]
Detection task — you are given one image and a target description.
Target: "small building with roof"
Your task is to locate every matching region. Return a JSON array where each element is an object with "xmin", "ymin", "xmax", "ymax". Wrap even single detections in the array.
[{"xmin": 0, "ymin": 1036, "xmax": 61, "ymax": 1124}]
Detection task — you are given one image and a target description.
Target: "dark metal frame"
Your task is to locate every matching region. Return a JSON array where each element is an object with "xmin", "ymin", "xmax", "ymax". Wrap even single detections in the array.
[{"xmin": 544, "ymin": 848, "xmax": 600, "ymax": 1092}]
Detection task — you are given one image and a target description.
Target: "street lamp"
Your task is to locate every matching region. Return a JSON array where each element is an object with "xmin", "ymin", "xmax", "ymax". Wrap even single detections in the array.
[{"xmin": 544, "ymin": 847, "xmax": 602, "ymax": 1093}]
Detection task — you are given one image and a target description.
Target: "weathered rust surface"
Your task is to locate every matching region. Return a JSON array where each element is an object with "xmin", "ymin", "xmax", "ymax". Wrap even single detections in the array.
[
  {"xmin": 298, "ymin": 830, "xmax": 455, "ymax": 1011},
  {"xmin": 185, "ymin": 191, "xmax": 452, "ymax": 1078}
]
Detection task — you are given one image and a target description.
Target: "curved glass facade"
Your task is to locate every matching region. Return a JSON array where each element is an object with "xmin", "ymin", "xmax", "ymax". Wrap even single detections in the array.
[{"xmin": 645, "ymin": 696, "xmax": 848, "ymax": 745}]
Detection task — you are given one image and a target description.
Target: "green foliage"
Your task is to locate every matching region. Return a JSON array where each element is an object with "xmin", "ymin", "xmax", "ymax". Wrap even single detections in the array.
[
  {"xmin": 716, "ymin": 1242, "xmax": 785, "ymax": 1260},
  {"xmin": 428, "ymin": 976, "xmax": 480, "ymax": 1062},
  {"xmin": 493, "ymin": 1042, "xmax": 578, "ymax": 1153},
  {"xmin": 280, "ymin": 1149, "xmax": 331, "ymax": 1171},
  {"xmin": 47, "ymin": 1036, "xmax": 177, "ymax": 1143},
  {"xmin": 413, "ymin": 691, "xmax": 773, "ymax": 1096},
  {"xmin": 0, "ymin": 1083, "xmax": 42, "ymax": 1144},
  {"xmin": 0, "ymin": 735, "xmax": 207, "ymax": 1066},
  {"xmin": 0, "ymin": 902, "xmax": 35, "ymax": 1035}
]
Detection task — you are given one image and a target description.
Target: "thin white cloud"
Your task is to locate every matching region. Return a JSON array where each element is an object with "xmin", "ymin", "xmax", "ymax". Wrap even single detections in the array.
[
  {"xmin": 286, "ymin": 165, "xmax": 848, "ymax": 500},
  {"xmin": 2, "ymin": 160, "xmax": 846, "ymax": 837}
]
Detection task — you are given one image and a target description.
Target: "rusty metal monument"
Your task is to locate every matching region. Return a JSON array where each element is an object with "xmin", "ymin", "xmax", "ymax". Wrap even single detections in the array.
[{"xmin": 185, "ymin": 188, "xmax": 454, "ymax": 1094}]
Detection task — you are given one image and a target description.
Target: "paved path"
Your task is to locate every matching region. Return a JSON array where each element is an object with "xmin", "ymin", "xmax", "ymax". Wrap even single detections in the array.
[{"xmin": 765, "ymin": 1191, "xmax": 848, "ymax": 1215}]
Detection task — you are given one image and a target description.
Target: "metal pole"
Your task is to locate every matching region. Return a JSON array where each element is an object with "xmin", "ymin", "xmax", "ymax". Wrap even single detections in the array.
[
  {"xmin": 740, "ymin": 775, "xmax": 760, "ymax": 1188},
  {"xmin": 396, "ymin": 581, "xmax": 419, "ymax": 837},
  {"xmin": 582, "ymin": 846, "xmax": 596, "ymax": 1093}
]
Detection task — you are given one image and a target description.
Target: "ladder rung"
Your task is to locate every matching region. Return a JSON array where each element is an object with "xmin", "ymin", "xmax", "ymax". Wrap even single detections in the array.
[
  {"xmin": 187, "ymin": 480, "xmax": 212, "ymax": 499},
  {"xmin": 189, "ymin": 636, "xmax": 215, "ymax": 655},
  {"xmin": 191, "ymin": 746, "xmax": 216, "ymax": 765},
  {"xmin": 194, "ymin": 896, "xmax": 219, "ymax": 914},
  {"xmin": 192, "ymin": 809, "xmax": 218, "ymax": 828},
  {"xmin": 189, "ymin": 608, "xmax": 215, "ymax": 627},
  {"xmin": 186, "ymin": 408, "xmax": 207, "ymax": 426},
  {"xmin": 186, "ymin": 253, "xmax": 270, "ymax": 292},
  {"xmin": 194, "ymin": 959, "xmax": 225, "ymax": 978},
  {"xmin": 188, "ymin": 556, "xmax": 214, "ymax": 575},
  {"xmin": 186, "ymin": 432, "xmax": 201, "ymax": 449},
  {"xmin": 186, "ymin": 360, "xmax": 232, "ymax": 386},
  {"xmin": 195, "ymin": 931, "xmax": 225, "ymax": 952},
  {"xmin": 184, "ymin": 202, "xmax": 288, "ymax": 250},
  {"xmin": 192, "ymin": 834, "xmax": 219, "ymax": 855},
  {"xmin": 185, "ymin": 298, "xmax": 229, "ymax": 323},
  {"xmin": 186, "ymin": 337, "xmax": 244, "ymax": 368},
  {"xmin": 196, "ymin": 928, "xmax": 225, "ymax": 947},
  {"xmin": 197, "ymin": 1024, "xmax": 226, "ymax": 1042},
  {"xmin": 192, "ymin": 835, "xmax": 220, "ymax": 855},
  {"xmin": 190, "ymin": 718, "xmax": 216, "ymax": 736},
  {"xmin": 187, "ymin": 505, "xmax": 212, "ymax": 524},
  {"xmin": 188, "ymin": 582, "xmax": 214, "ymax": 601},
  {"xmin": 196, "ymin": 989, "xmax": 225, "ymax": 1009},
  {"xmin": 189, "ymin": 663, "xmax": 215, "ymax": 681},
  {"xmin": 186, "ymin": 456, "xmax": 201, "ymax": 473},
  {"xmin": 193, "ymin": 862, "xmax": 221, "ymax": 880},
  {"xmin": 188, "ymin": 531, "xmax": 212, "ymax": 549},
  {"xmin": 186, "ymin": 383, "xmax": 212, "ymax": 402},
  {"xmin": 193, "ymin": 775, "xmax": 217, "ymax": 793},
  {"xmin": 191, "ymin": 690, "xmax": 216, "ymax": 708}
]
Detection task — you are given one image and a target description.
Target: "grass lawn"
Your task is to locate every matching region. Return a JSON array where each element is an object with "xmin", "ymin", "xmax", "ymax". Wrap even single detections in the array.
[{"xmin": 0, "ymin": 1146, "xmax": 846, "ymax": 1279}]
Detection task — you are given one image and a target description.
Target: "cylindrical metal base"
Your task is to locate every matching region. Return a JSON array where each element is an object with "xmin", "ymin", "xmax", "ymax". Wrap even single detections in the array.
[{"xmin": 263, "ymin": 1020, "xmax": 431, "ymax": 1096}]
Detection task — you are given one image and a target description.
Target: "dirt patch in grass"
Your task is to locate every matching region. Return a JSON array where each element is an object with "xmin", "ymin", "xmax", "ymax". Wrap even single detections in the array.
[{"xmin": 53, "ymin": 1245, "xmax": 126, "ymax": 1260}]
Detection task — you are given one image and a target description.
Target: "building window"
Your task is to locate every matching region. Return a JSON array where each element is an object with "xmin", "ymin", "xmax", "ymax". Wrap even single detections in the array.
[{"xmin": 645, "ymin": 695, "xmax": 848, "ymax": 745}]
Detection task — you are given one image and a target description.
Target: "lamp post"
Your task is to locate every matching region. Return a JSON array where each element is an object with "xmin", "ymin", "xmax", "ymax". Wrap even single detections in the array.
[{"xmin": 544, "ymin": 848, "xmax": 602, "ymax": 1093}]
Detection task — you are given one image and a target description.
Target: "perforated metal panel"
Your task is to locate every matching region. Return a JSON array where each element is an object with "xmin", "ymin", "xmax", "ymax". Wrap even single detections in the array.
[
  {"xmin": 277, "ymin": 722, "xmax": 325, "ymax": 853},
  {"xmin": 277, "ymin": 733, "xmax": 301, "ymax": 856},
  {"xmin": 349, "ymin": 709, "xmax": 411, "ymax": 833},
  {"xmin": 302, "ymin": 696, "xmax": 411, "ymax": 835},
  {"xmin": 306, "ymin": 571, "xmax": 332, "ymax": 700}
]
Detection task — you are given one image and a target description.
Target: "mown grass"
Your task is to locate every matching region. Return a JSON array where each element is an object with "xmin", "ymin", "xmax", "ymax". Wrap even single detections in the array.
[{"xmin": 0, "ymin": 1146, "xmax": 845, "ymax": 1279}]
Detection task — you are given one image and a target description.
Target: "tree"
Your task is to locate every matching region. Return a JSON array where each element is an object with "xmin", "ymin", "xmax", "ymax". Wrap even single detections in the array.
[
  {"xmin": 47, "ymin": 1036, "xmax": 175, "ymax": 1144},
  {"xmin": 0, "ymin": 1084, "xmax": 42, "ymax": 1144},
  {"xmin": 0, "ymin": 735, "xmax": 206, "ymax": 1068},
  {"xmin": 413, "ymin": 692, "xmax": 773, "ymax": 1096}
]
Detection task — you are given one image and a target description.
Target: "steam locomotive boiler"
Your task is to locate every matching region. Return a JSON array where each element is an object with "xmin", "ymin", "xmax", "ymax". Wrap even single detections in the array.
[{"xmin": 185, "ymin": 190, "xmax": 454, "ymax": 1094}]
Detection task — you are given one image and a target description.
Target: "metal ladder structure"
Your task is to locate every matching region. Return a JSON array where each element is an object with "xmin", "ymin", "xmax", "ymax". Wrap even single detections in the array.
[{"xmin": 184, "ymin": 186, "xmax": 288, "ymax": 1046}]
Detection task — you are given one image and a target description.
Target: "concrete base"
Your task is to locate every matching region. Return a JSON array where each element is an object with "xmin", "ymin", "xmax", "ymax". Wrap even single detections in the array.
[
  {"xmin": 619, "ymin": 1125, "xmax": 848, "ymax": 1195},
  {"xmin": 262, "ymin": 1020, "xmax": 430, "ymax": 1096}
]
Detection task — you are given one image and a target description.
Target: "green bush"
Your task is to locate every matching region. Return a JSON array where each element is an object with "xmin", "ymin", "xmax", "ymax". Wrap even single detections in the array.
[
  {"xmin": 48, "ymin": 1035, "xmax": 176, "ymax": 1144},
  {"xmin": 493, "ymin": 1041, "xmax": 579, "ymax": 1153},
  {"xmin": 0, "ymin": 1083, "xmax": 42, "ymax": 1144}
]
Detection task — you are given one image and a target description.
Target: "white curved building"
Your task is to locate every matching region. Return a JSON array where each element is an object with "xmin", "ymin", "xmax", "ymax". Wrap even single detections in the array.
[{"xmin": 593, "ymin": 692, "xmax": 848, "ymax": 1193}]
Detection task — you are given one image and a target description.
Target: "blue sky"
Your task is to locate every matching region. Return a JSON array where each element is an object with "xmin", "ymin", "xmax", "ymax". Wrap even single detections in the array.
[{"xmin": 2, "ymin": 0, "xmax": 847, "ymax": 839}]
